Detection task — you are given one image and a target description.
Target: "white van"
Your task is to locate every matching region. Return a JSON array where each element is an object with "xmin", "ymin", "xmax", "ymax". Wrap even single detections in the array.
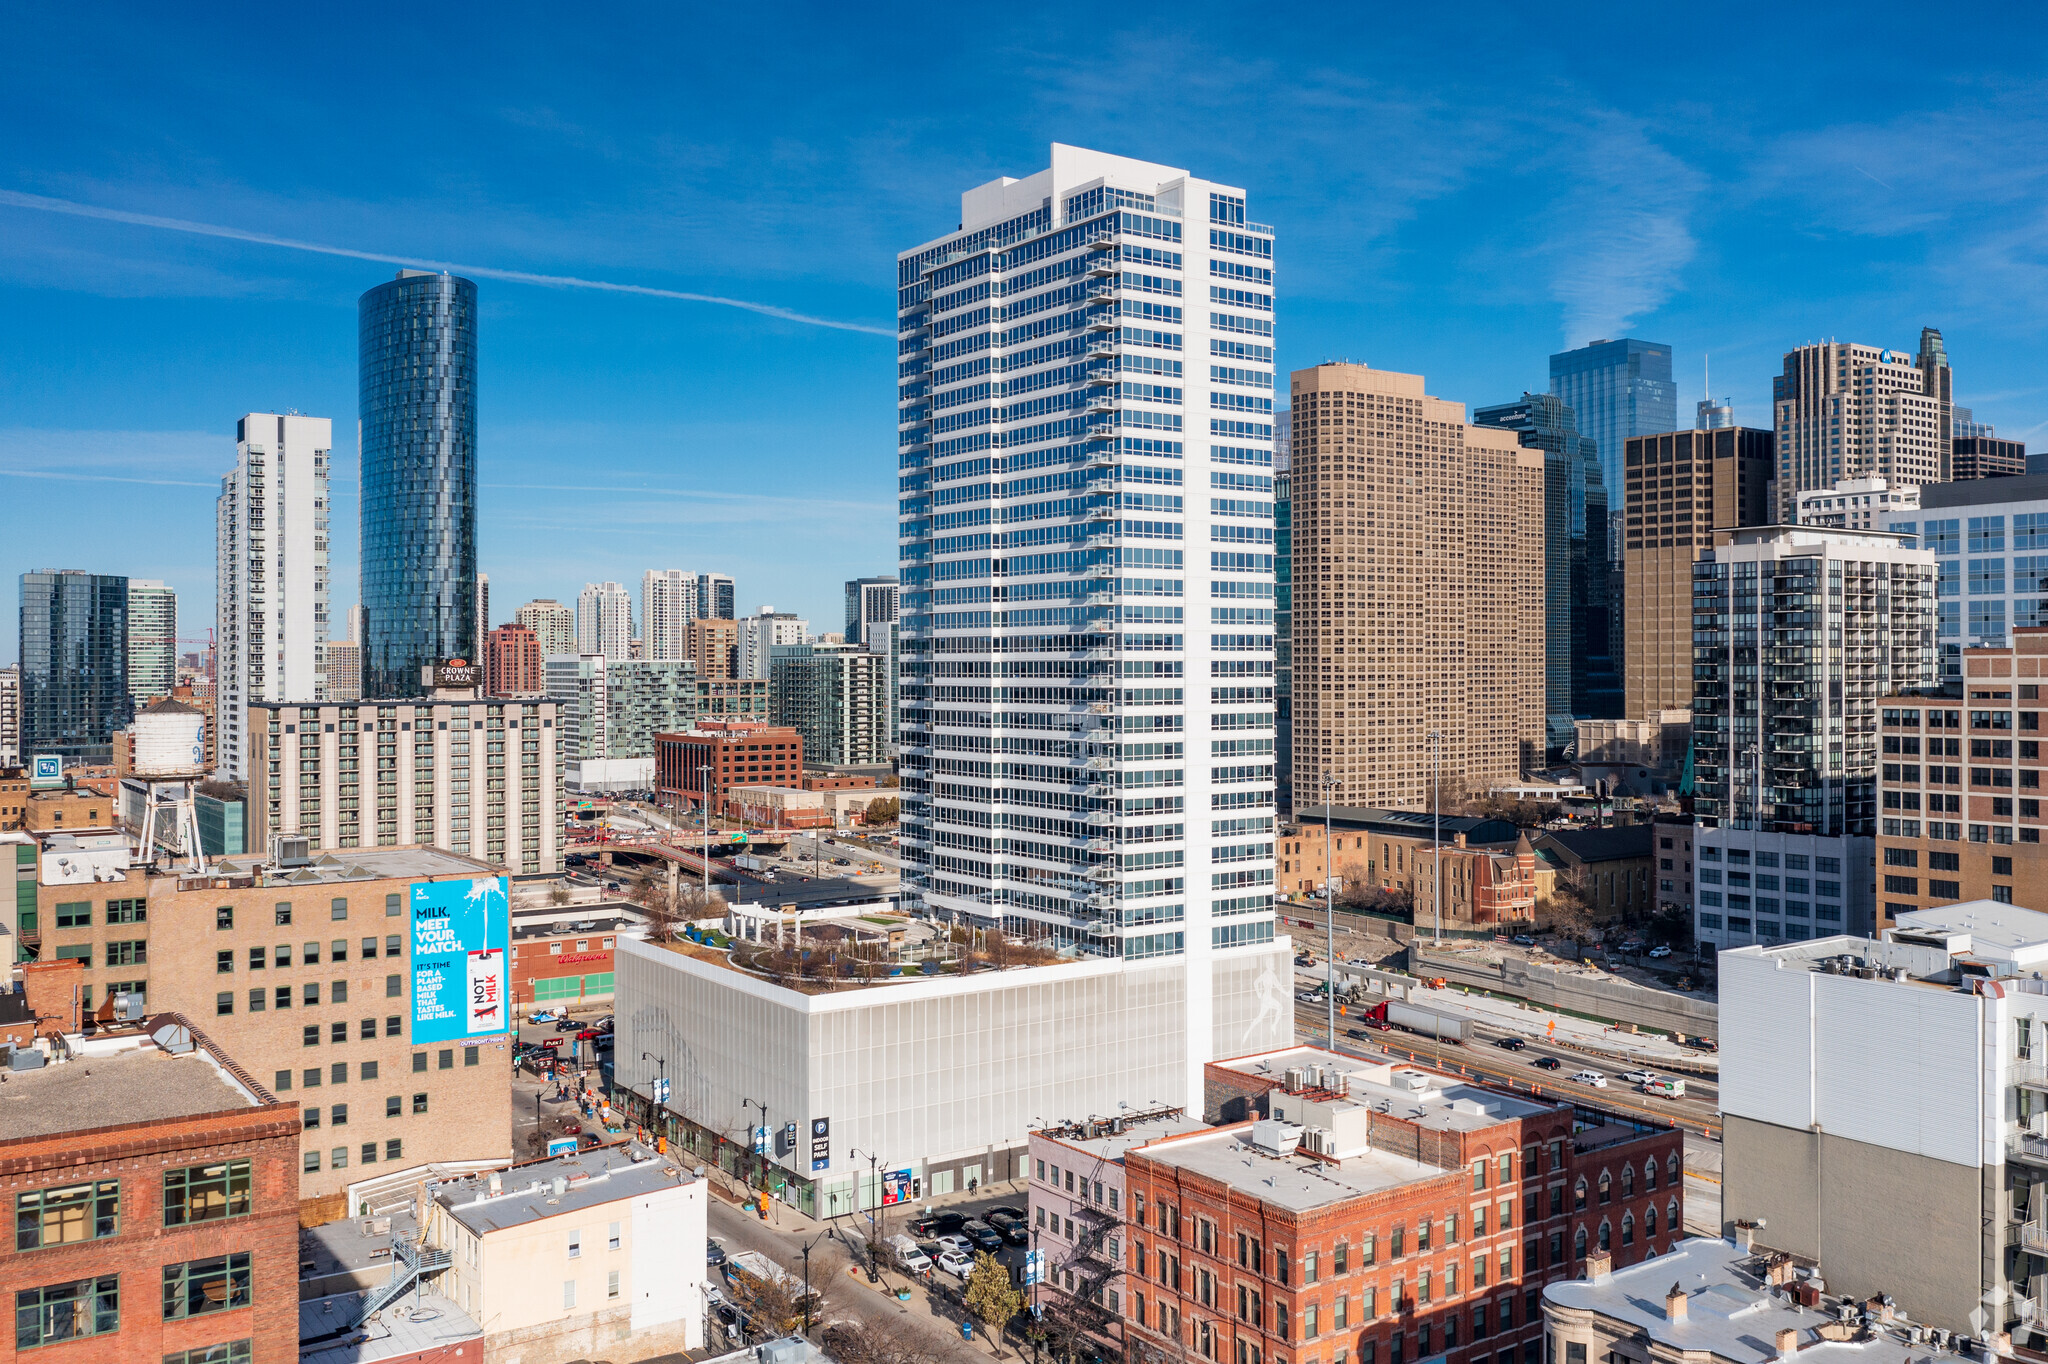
[
  {"xmin": 887, "ymin": 1234, "xmax": 931, "ymax": 1274},
  {"xmin": 1571, "ymin": 1070, "xmax": 1609, "ymax": 1088}
]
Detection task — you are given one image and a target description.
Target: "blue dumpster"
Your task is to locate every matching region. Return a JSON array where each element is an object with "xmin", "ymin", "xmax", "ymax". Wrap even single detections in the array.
[{"xmin": 960, "ymin": 1321, "xmax": 974, "ymax": 1341}]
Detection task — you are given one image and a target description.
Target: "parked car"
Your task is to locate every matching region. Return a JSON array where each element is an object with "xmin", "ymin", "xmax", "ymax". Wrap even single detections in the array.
[
  {"xmin": 1649, "ymin": 945, "xmax": 1673, "ymax": 958},
  {"xmin": 985, "ymin": 1205, "xmax": 1025, "ymax": 1223},
  {"xmin": 1493, "ymin": 1036, "xmax": 1528, "ymax": 1051},
  {"xmin": 1571, "ymin": 1070, "xmax": 1609, "ymax": 1088},
  {"xmin": 1531, "ymin": 1056, "xmax": 1563, "ymax": 1070},
  {"xmin": 962, "ymin": 1220, "xmax": 1003, "ymax": 1252},
  {"xmin": 1620, "ymin": 1069, "xmax": 1656, "ymax": 1085},
  {"xmin": 933, "ymin": 1234, "xmax": 973, "ymax": 1258},
  {"xmin": 887, "ymin": 1234, "xmax": 931, "ymax": 1274},
  {"xmin": 998, "ymin": 1220, "xmax": 1029, "ymax": 1246},
  {"xmin": 1511, "ymin": 935, "xmax": 1536, "ymax": 946},
  {"xmin": 707, "ymin": 1237, "xmax": 728, "ymax": 1268},
  {"xmin": 932, "ymin": 1212, "xmax": 967, "ymax": 1237},
  {"xmin": 935, "ymin": 1249, "xmax": 975, "ymax": 1280}
]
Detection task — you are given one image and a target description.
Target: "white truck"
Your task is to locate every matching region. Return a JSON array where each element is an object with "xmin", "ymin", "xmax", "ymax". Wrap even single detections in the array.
[
  {"xmin": 1643, "ymin": 1076, "xmax": 1687, "ymax": 1099},
  {"xmin": 887, "ymin": 1234, "xmax": 931, "ymax": 1274}
]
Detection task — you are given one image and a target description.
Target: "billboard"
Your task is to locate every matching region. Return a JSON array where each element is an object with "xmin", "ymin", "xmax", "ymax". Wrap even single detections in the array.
[
  {"xmin": 30, "ymin": 755, "xmax": 64, "ymax": 790},
  {"xmin": 410, "ymin": 876, "xmax": 510, "ymax": 1043}
]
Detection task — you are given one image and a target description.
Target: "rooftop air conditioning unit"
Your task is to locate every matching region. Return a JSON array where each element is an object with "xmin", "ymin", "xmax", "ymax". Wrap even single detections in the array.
[
  {"xmin": 1283, "ymin": 1068, "xmax": 1305, "ymax": 1094},
  {"xmin": 271, "ymin": 834, "xmax": 312, "ymax": 868}
]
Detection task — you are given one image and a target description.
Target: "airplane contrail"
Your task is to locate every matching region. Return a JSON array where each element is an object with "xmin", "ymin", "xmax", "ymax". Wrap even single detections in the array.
[{"xmin": 0, "ymin": 189, "xmax": 894, "ymax": 336}]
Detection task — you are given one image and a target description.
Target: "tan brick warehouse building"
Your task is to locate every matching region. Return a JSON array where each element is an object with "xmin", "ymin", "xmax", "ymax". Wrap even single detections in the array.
[{"xmin": 24, "ymin": 842, "xmax": 512, "ymax": 1220}]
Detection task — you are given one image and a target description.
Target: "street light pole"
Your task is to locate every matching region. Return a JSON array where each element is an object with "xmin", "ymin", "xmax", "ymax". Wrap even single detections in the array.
[
  {"xmin": 849, "ymin": 1147, "xmax": 885, "ymax": 1281},
  {"xmin": 800, "ymin": 1233, "xmax": 825, "ymax": 1336},
  {"xmin": 1322, "ymin": 772, "xmax": 1337, "ymax": 1047},
  {"xmin": 699, "ymin": 764, "xmax": 713, "ymax": 909},
  {"xmin": 639, "ymin": 1052, "xmax": 666, "ymax": 1133},
  {"xmin": 744, "ymin": 1097, "xmax": 769, "ymax": 1197}
]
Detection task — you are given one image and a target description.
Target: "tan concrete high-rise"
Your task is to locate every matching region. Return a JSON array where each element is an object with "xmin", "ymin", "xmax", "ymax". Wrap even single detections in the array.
[
  {"xmin": 1288, "ymin": 363, "xmax": 1544, "ymax": 809},
  {"xmin": 1622, "ymin": 426, "xmax": 1774, "ymax": 717},
  {"xmin": 1771, "ymin": 329, "xmax": 1952, "ymax": 522},
  {"xmin": 684, "ymin": 617, "xmax": 739, "ymax": 682}
]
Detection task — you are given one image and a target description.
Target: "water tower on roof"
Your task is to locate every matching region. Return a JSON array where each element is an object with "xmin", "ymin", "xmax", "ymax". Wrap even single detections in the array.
[{"xmin": 131, "ymin": 696, "xmax": 209, "ymax": 873}]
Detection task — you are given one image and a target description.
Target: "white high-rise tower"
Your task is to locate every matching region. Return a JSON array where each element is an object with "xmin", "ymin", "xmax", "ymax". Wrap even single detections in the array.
[
  {"xmin": 896, "ymin": 145, "xmax": 1286, "ymax": 1105},
  {"xmin": 216, "ymin": 412, "xmax": 331, "ymax": 779},
  {"xmin": 642, "ymin": 569, "xmax": 697, "ymax": 660},
  {"xmin": 576, "ymin": 581, "xmax": 634, "ymax": 661}
]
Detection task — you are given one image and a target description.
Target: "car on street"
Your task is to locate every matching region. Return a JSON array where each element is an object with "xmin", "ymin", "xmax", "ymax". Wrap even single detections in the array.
[
  {"xmin": 554, "ymin": 1018, "xmax": 583, "ymax": 1032},
  {"xmin": 963, "ymin": 1220, "xmax": 1004, "ymax": 1252},
  {"xmin": 985, "ymin": 1205, "xmax": 1025, "ymax": 1222},
  {"xmin": 1511, "ymin": 935, "xmax": 1536, "ymax": 946},
  {"xmin": 707, "ymin": 1237, "xmax": 728, "ymax": 1268},
  {"xmin": 1620, "ymin": 1069, "xmax": 1657, "ymax": 1085},
  {"xmin": 1649, "ymin": 945, "xmax": 1673, "ymax": 958},
  {"xmin": 998, "ymin": 1220, "xmax": 1029, "ymax": 1246},
  {"xmin": 1571, "ymin": 1070, "xmax": 1609, "ymax": 1087},
  {"xmin": 934, "ymin": 1234, "xmax": 973, "ymax": 1258},
  {"xmin": 1493, "ymin": 1036, "xmax": 1527, "ymax": 1050},
  {"xmin": 1531, "ymin": 1056, "xmax": 1563, "ymax": 1070},
  {"xmin": 935, "ymin": 1249, "xmax": 975, "ymax": 1280}
]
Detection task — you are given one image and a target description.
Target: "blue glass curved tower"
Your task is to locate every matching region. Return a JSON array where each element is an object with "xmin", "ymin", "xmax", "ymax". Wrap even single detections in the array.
[{"xmin": 359, "ymin": 271, "xmax": 477, "ymax": 698}]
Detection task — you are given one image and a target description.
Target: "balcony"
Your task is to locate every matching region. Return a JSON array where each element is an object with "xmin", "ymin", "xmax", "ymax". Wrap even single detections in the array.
[
  {"xmin": 2010, "ymin": 1132, "xmax": 2048, "ymax": 1170},
  {"xmin": 1084, "ymin": 308, "xmax": 1119, "ymax": 333},
  {"xmin": 2017, "ymin": 1221, "xmax": 2048, "ymax": 1259},
  {"xmin": 1086, "ymin": 256, "xmax": 1120, "ymax": 278},
  {"xmin": 2015, "ymin": 1059, "xmax": 2048, "ymax": 1094}
]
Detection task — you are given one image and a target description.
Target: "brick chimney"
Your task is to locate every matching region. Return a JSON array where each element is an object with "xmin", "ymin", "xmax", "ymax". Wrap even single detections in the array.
[
  {"xmin": 1776, "ymin": 1328, "xmax": 1799, "ymax": 1358},
  {"xmin": 1584, "ymin": 1250, "xmax": 1613, "ymax": 1282},
  {"xmin": 22, "ymin": 958, "xmax": 84, "ymax": 1037},
  {"xmin": 1665, "ymin": 1283, "xmax": 1687, "ymax": 1321}
]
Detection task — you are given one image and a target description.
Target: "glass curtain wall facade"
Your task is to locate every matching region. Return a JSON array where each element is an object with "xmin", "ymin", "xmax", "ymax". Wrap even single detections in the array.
[
  {"xmin": 1548, "ymin": 339, "xmax": 1677, "ymax": 509},
  {"xmin": 125, "ymin": 579, "xmax": 177, "ymax": 707},
  {"xmin": 896, "ymin": 146, "xmax": 1278, "ymax": 964},
  {"xmin": 359, "ymin": 271, "xmax": 478, "ymax": 699},
  {"xmin": 19, "ymin": 570, "xmax": 130, "ymax": 761},
  {"xmin": 1473, "ymin": 392, "xmax": 1617, "ymax": 739}
]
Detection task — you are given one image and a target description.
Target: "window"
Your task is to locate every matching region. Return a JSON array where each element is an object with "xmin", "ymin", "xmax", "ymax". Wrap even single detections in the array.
[
  {"xmin": 215, "ymin": 905, "xmax": 234, "ymax": 930},
  {"xmin": 164, "ymin": 1343, "xmax": 253, "ymax": 1364},
  {"xmin": 302, "ymin": 1025, "xmax": 320, "ymax": 1047},
  {"xmin": 413, "ymin": 1053, "xmax": 427, "ymax": 1073},
  {"xmin": 15, "ymin": 1181, "xmax": 119, "ymax": 1249},
  {"xmin": 14, "ymin": 1275, "xmax": 119, "ymax": 1347},
  {"xmin": 361, "ymin": 1143, "xmax": 378, "ymax": 1166},
  {"xmin": 385, "ymin": 1016, "xmax": 402, "ymax": 1037},
  {"xmin": 331, "ymin": 980, "xmax": 348, "ymax": 1005},
  {"xmin": 465, "ymin": 1046, "xmax": 479, "ymax": 1067},
  {"xmin": 330, "ymin": 1062, "xmax": 346, "ymax": 1085},
  {"xmin": 275, "ymin": 902, "xmax": 292, "ymax": 925},
  {"xmin": 274, "ymin": 1070, "xmax": 291, "ymax": 1092},
  {"xmin": 216, "ymin": 993, "xmax": 234, "ymax": 1017},
  {"xmin": 302, "ymin": 1067, "xmax": 321, "ymax": 1088},
  {"xmin": 387, "ymin": 1095, "xmax": 402, "ymax": 1118},
  {"xmin": 304, "ymin": 1151, "xmax": 320, "ymax": 1173},
  {"xmin": 303, "ymin": 983, "xmax": 320, "ymax": 1006},
  {"xmin": 331, "ymin": 1103, "xmax": 348, "ymax": 1127},
  {"xmin": 162, "ymin": 1252, "xmax": 252, "ymax": 1319},
  {"xmin": 413, "ymin": 1093, "xmax": 429, "ymax": 1114},
  {"xmin": 609, "ymin": 1220, "xmax": 622, "ymax": 1251},
  {"xmin": 303, "ymin": 1108, "xmax": 321, "ymax": 1130},
  {"xmin": 439, "ymin": 1050, "xmax": 454, "ymax": 1070},
  {"xmin": 385, "ymin": 1139, "xmax": 403, "ymax": 1162},
  {"xmin": 164, "ymin": 1161, "xmax": 251, "ymax": 1226},
  {"xmin": 332, "ymin": 1147, "xmax": 348, "ymax": 1170},
  {"xmin": 275, "ymin": 944, "xmax": 291, "ymax": 967},
  {"xmin": 563, "ymin": 1280, "xmax": 577, "ymax": 1309},
  {"xmin": 53, "ymin": 902, "xmax": 90, "ymax": 928},
  {"xmin": 331, "ymin": 898, "xmax": 349, "ymax": 921}
]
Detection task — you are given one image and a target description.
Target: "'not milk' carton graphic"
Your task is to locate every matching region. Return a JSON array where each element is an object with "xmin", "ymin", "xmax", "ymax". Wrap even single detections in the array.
[{"xmin": 410, "ymin": 877, "xmax": 509, "ymax": 1043}]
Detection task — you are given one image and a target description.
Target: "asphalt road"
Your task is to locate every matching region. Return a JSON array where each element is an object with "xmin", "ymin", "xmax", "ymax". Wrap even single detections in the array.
[
  {"xmin": 706, "ymin": 1190, "xmax": 1020, "ymax": 1364},
  {"xmin": 1292, "ymin": 999, "xmax": 1722, "ymax": 1136}
]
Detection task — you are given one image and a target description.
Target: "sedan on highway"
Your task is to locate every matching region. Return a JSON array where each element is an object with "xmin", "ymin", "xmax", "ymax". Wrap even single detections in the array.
[
  {"xmin": 1620, "ymin": 1069, "xmax": 1657, "ymax": 1085},
  {"xmin": 1531, "ymin": 1056, "xmax": 1563, "ymax": 1070},
  {"xmin": 1493, "ymin": 1037, "xmax": 1527, "ymax": 1051}
]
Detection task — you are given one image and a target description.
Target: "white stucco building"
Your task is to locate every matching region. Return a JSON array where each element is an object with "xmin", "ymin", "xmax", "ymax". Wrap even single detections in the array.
[
  {"xmin": 1720, "ymin": 902, "xmax": 2048, "ymax": 1342},
  {"xmin": 613, "ymin": 930, "xmax": 1293, "ymax": 1219}
]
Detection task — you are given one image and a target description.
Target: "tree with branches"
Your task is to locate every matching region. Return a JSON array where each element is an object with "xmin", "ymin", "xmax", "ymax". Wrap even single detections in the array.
[{"xmin": 965, "ymin": 1253, "xmax": 1024, "ymax": 1356}]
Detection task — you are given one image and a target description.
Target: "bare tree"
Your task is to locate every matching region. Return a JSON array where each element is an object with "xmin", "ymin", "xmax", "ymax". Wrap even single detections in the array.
[
  {"xmin": 826, "ymin": 1321, "xmax": 946, "ymax": 1364},
  {"xmin": 1542, "ymin": 874, "xmax": 1599, "ymax": 945}
]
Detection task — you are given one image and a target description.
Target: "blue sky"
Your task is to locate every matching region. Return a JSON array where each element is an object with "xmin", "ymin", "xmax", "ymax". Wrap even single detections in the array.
[{"xmin": 5, "ymin": 3, "xmax": 2048, "ymax": 664}]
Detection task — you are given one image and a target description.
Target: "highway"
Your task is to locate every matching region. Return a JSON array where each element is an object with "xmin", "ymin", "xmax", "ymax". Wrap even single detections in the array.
[{"xmin": 1291, "ymin": 998, "xmax": 1722, "ymax": 1137}]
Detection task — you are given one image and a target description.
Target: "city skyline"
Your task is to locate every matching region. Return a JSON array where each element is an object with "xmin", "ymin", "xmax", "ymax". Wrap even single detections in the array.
[{"xmin": 7, "ymin": 7, "xmax": 2048, "ymax": 663}]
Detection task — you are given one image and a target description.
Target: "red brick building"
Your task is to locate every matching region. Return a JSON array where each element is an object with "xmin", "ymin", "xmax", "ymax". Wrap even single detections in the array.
[
  {"xmin": 484, "ymin": 623, "xmax": 544, "ymax": 697},
  {"xmin": 512, "ymin": 928, "xmax": 617, "ymax": 1007},
  {"xmin": 0, "ymin": 1015, "xmax": 301, "ymax": 1364},
  {"xmin": 655, "ymin": 721, "xmax": 804, "ymax": 814},
  {"xmin": 1102, "ymin": 1048, "xmax": 1680, "ymax": 1364}
]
